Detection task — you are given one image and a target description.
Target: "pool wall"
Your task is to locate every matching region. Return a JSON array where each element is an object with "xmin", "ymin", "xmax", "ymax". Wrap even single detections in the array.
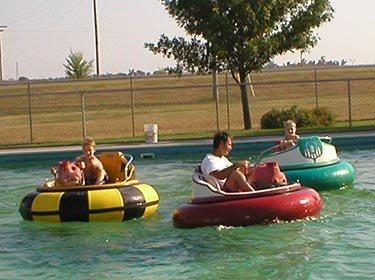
[{"xmin": 0, "ymin": 132, "xmax": 374, "ymax": 163}]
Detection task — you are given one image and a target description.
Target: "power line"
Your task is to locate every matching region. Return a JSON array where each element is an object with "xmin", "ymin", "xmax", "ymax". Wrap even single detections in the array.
[
  {"xmin": 5, "ymin": 0, "xmax": 52, "ymax": 26},
  {"xmin": 10, "ymin": 30, "xmax": 90, "ymax": 33},
  {"xmin": 6, "ymin": 1, "xmax": 73, "ymax": 30}
]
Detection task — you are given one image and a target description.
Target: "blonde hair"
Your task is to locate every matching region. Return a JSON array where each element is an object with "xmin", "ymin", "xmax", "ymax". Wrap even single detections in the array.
[
  {"xmin": 83, "ymin": 137, "xmax": 96, "ymax": 148},
  {"xmin": 284, "ymin": 120, "xmax": 296, "ymax": 129}
]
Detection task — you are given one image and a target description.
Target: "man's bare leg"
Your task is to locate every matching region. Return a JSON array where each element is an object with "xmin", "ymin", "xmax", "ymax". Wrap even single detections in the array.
[
  {"xmin": 238, "ymin": 165, "xmax": 256, "ymax": 186},
  {"xmin": 224, "ymin": 170, "xmax": 255, "ymax": 192}
]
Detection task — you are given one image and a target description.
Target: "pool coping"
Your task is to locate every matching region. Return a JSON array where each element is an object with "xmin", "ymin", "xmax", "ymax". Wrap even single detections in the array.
[{"xmin": 1, "ymin": 130, "xmax": 374, "ymax": 157}]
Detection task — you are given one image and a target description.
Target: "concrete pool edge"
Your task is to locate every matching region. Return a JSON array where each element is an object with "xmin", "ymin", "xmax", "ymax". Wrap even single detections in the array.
[{"xmin": 0, "ymin": 131, "xmax": 374, "ymax": 162}]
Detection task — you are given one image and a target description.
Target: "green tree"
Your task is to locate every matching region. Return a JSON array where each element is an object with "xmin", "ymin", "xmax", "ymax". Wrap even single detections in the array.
[
  {"xmin": 145, "ymin": 0, "xmax": 334, "ymax": 129},
  {"xmin": 63, "ymin": 50, "xmax": 94, "ymax": 79}
]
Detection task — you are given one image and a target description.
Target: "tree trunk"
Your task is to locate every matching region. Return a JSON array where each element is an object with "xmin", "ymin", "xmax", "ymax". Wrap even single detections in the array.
[{"xmin": 239, "ymin": 75, "xmax": 252, "ymax": 129}]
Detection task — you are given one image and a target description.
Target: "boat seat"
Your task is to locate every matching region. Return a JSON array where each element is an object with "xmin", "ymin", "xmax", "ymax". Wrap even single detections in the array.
[
  {"xmin": 193, "ymin": 165, "xmax": 222, "ymax": 193},
  {"xmin": 98, "ymin": 152, "xmax": 135, "ymax": 183}
]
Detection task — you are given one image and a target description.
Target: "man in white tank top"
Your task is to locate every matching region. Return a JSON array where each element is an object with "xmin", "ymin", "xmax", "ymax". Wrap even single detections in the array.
[{"xmin": 201, "ymin": 131, "xmax": 255, "ymax": 192}]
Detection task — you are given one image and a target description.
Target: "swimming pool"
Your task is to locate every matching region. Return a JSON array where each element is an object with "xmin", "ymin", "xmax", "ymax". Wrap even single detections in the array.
[{"xmin": 0, "ymin": 142, "xmax": 374, "ymax": 279}]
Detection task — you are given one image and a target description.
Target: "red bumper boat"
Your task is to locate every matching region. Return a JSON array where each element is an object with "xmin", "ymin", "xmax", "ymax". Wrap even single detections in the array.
[{"xmin": 173, "ymin": 162, "xmax": 323, "ymax": 228}]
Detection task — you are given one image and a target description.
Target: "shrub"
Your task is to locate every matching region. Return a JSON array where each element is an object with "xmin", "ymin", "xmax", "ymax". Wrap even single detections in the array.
[
  {"xmin": 311, "ymin": 107, "xmax": 336, "ymax": 126},
  {"xmin": 284, "ymin": 105, "xmax": 315, "ymax": 127},
  {"xmin": 259, "ymin": 108, "xmax": 284, "ymax": 129},
  {"xmin": 260, "ymin": 105, "xmax": 335, "ymax": 129}
]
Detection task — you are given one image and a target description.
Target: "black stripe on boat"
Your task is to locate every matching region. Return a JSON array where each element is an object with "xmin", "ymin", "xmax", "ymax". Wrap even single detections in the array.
[
  {"xmin": 29, "ymin": 203, "xmax": 157, "ymax": 217},
  {"xmin": 30, "ymin": 210, "xmax": 60, "ymax": 216},
  {"xmin": 118, "ymin": 186, "xmax": 146, "ymax": 221},
  {"xmin": 59, "ymin": 191, "xmax": 89, "ymax": 222}
]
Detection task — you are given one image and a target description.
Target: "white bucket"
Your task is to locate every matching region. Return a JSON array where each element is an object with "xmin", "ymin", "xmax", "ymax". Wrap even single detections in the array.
[{"xmin": 144, "ymin": 124, "xmax": 158, "ymax": 144}]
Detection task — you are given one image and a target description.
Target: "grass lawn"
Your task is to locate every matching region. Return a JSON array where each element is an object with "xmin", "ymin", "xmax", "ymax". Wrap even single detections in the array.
[{"xmin": 0, "ymin": 66, "xmax": 374, "ymax": 148}]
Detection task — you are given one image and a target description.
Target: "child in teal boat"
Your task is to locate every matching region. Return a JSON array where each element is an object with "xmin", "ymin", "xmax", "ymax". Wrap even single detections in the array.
[{"xmin": 279, "ymin": 120, "xmax": 300, "ymax": 150}]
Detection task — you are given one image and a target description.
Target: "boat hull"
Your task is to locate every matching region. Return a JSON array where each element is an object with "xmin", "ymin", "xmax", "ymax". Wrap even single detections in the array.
[
  {"xmin": 256, "ymin": 136, "xmax": 356, "ymax": 190},
  {"xmin": 173, "ymin": 187, "xmax": 323, "ymax": 228},
  {"xmin": 284, "ymin": 161, "xmax": 356, "ymax": 191},
  {"xmin": 19, "ymin": 180, "xmax": 159, "ymax": 222}
]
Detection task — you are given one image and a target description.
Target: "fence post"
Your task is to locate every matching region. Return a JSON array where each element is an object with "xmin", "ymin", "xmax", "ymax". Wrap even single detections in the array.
[
  {"xmin": 225, "ymin": 71, "xmax": 230, "ymax": 131},
  {"xmin": 314, "ymin": 68, "xmax": 318, "ymax": 108},
  {"xmin": 213, "ymin": 70, "xmax": 220, "ymax": 131},
  {"xmin": 130, "ymin": 77, "xmax": 135, "ymax": 138},
  {"xmin": 347, "ymin": 79, "xmax": 352, "ymax": 128},
  {"xmin": 80, "ymin": 91, "xmax": 87, "ymax": 139},
  {"xmin": 27, "ymin": 83, "xmax": 33, "ymax": 144}
]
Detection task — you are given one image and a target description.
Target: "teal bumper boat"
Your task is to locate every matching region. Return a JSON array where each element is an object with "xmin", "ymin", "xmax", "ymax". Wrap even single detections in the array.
[{"xmin": 256, "ymin": 136, "xmax": 356, "ymax": 191}]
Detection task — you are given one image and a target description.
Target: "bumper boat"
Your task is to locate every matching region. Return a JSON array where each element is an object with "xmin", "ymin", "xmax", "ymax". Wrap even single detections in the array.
[
  {"xmin": 256, "ymin": 136, "xmax": 356, "ymax": 191},
  {"xmin": 173, "ymin": 162, "xmax": 323, "ymax": 228},
  {"xmin": 19, "ymin": 152, "xmax": 159, "ymax": 222}
]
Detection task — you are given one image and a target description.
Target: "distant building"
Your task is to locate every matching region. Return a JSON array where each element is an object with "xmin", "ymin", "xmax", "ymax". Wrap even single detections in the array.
[{"xmin": 152, "ymin": 69, "xmax": 168, "ymax": 76}]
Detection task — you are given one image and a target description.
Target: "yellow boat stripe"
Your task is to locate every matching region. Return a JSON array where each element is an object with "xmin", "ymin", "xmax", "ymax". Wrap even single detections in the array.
[
  {"xmin": 33, "ymin": 215, "xmax": 61, "ymax": 223},
  {"xmin": 31, "ymin": 192, "xmax": 64, "ymax": 212},
  {"xmin": 88, "ymin": 188, "xmax": 124, "ymax": 210},
  {"xmin": 89, "ymin": 211, "xmax": 124, "ymax": 222},
  {"xmin": 135, "ymin": 184, "xmax": 159, "ymax": 204},
  {"xmin": 143, "ymin": 204, "xmax": 159, "ymax": 218}
]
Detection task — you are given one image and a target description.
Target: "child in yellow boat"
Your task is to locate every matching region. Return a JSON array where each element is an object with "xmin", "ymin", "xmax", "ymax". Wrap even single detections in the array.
[
  {"xmin": 76, "ymin": 137, "xmax": 109, "ymax": 185},
  {"xmin": 279, "ymin": 120, "xmax": 300, "ymax": 150}
]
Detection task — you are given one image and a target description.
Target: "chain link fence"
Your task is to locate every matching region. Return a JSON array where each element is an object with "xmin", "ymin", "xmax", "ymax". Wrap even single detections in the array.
[{"xmin": 0, "ymin": 69, "xmax": 374, "ymax": 146}]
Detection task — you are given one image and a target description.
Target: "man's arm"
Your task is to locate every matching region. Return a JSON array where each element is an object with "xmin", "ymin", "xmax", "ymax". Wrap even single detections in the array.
[{"xmin": 210, "ymin": 161, "xmax": 249, "ymax": 180}]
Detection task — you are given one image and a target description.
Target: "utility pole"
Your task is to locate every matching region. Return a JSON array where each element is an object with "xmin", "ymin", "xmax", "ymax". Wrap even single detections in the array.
[
  {"xmin": 16, "ymin": 61, "xmax": 19, "ymax": 80},
  {"xmin": 0, "ymin": 25, "xmax": 7, "ymax": 83},
  {"xmin": 93, "ymin": 0, "xmax": 100, "ymax": 76}
]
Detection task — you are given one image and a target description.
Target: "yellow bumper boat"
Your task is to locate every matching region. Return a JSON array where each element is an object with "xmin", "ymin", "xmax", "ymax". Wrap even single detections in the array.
[{"xmin": 19, "ymin": 152, "xmax": 159, "ymax": 222}]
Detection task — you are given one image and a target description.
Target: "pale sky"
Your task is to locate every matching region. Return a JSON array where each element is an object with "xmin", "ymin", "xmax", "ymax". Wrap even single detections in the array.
[{"xmin": 0, "ymin": 0, "xmax": 374, "ymax": 79}]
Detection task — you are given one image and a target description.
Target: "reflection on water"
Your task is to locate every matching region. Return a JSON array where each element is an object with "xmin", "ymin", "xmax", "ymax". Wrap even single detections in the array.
[{"xmin": 0, "ymin": 149, "xmax": 374, "ymax": 279}]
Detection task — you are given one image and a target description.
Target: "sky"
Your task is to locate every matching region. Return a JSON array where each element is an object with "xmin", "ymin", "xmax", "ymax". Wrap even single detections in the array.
[{"xmin": 0, "ymin": 0, "xmax": 374, "ymax": 79}]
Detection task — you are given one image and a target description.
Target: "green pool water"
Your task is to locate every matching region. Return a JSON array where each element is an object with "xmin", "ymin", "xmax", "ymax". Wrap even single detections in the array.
[{"xmin": 0, "ymin": 148, "xmax": 374, "ymax": 279}]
